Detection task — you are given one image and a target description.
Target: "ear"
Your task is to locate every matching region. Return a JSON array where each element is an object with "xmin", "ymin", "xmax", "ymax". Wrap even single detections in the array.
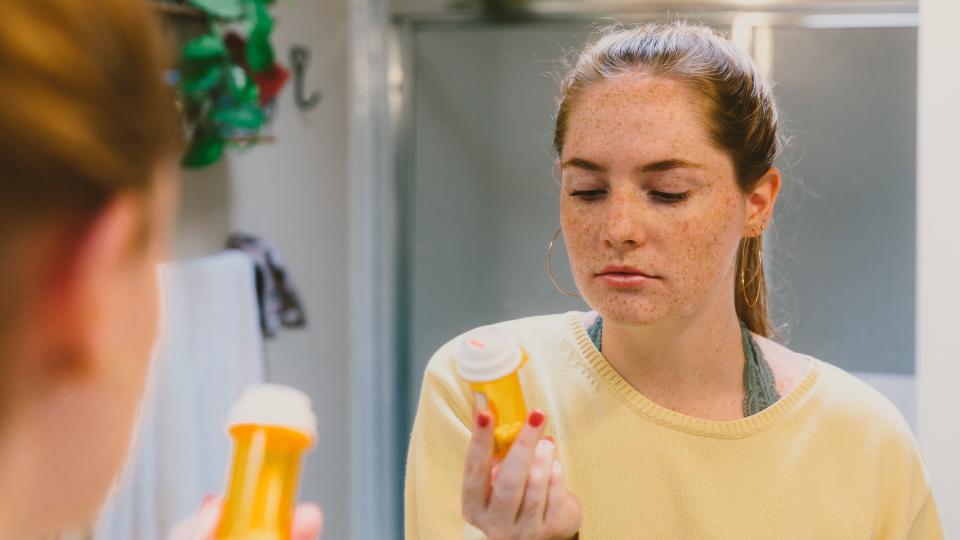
[
  {"xmin": 743, "ymin": 167, "xmax": 782, "ymax": 238},
  {"xmin": 38, "ymin": 193, "xmax": 145, "ymax": 372}
]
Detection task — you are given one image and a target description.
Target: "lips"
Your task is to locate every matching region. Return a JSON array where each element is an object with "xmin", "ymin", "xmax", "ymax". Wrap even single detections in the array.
[
  {"xmin": 599, "ymin": 265, "xmax": 653, "ymax": 277},
  {"xmin": 596, "ymin": 265, "xmax": 657, "ymax": 288}
]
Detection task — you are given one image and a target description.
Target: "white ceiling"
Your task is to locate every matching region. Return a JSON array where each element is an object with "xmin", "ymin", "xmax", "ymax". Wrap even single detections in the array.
[{"xmin": 392, "ymin": 0, "xmax": 915, "ymax": 16}]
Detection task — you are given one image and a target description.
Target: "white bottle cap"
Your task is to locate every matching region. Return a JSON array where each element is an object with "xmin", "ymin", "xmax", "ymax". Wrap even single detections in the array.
[
  {"xmin": 227, "ymin": 383, "xmax": 318, "ymax": 443},
  {"xmin": 456, "ymin": 326, "xmax": 524, "ymax": 382}
]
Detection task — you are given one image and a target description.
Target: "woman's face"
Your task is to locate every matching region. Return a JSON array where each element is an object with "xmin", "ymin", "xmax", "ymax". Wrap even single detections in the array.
[{"xmin": 559, "ymin": 73, "xmax": 753, "ymax": 326}]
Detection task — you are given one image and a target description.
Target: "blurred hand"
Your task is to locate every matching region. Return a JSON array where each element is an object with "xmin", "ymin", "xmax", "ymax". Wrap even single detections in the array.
[
  {"xmin": 462, "ymin": 409, "xmax": 581, "ymax": 540},
  {"xmin": 168, "ymin": 495, "xmax": 323, "ymax": 540}
]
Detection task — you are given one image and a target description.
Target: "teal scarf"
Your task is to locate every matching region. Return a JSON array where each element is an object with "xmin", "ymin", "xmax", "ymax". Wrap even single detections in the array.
[{"xmin": 586, "ymin": 316, "xmax": 780, "ymax": 416}]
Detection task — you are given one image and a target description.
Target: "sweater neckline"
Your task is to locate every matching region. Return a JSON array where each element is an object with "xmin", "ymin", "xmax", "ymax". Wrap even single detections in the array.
[{"xmin": 565, "ymin": 311, "xmax": 822, "ymax": 439}]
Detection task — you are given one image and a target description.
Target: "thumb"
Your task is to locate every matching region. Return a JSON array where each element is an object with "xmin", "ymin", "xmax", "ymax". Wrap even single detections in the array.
[
  {"xmin": 291, "ymin": 503, "xmax": 324, "ymax": 540},
  {"xmin": 167, "ymin": 495, "xmax": 221, "ymax": 540}
]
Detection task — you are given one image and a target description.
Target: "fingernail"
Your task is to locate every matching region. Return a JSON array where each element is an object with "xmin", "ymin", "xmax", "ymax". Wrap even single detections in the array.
[
  {"xmin": 529, "ymin": 409, "xmax": 545, "ymax": 428},
  {"xmin": 544, "ymin": 435, "xmax": 555, "ymax": 444},
  {"xmin": 477, "ymin": 411, "xmax": 491, "ymax": 428}
]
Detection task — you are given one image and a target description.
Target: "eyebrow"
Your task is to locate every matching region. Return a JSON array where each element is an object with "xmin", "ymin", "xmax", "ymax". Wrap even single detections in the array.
[
  {"xmin": 560, "ymin": 157, "xmax": 704, "ymax": 173},
  {"xmin": 640, "ymin": 158, "xmax": 704, "ymax": 173},
  {"xmin": 560, "ymin": 157, "xmax": 606, "ymax": 172}
]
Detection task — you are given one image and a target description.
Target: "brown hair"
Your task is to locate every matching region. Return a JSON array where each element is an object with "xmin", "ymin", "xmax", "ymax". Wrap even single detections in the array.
[
  {"xmin": 554, "ymin": 22, "xmax": 781, "ymax": 337},
  {"xmin": 0, "ymin": 0, "xmax": 179, "ymax": 223},
  {"xmin": 0, "ymin": 0, "xmax": 179, "ymax": 343}
]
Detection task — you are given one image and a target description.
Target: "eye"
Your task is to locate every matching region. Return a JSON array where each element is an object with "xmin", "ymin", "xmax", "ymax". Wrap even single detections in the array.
[
  {"xmin": 650, "ymin": 191, "xmax": 689, "ymax": 204},
  {"xmin": 569, "ymin": 189, "xmax": 607, "ymax": 201}
]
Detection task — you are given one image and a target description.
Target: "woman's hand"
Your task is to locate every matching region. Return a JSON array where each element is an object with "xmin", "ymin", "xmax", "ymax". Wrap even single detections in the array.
[
  {"xmin": 462, "ymin": 409, "xmax": 581, "ymax": 540},
  {"xmin": 168, "ymin": 495, "xmax": 323, "ymax": 540}
]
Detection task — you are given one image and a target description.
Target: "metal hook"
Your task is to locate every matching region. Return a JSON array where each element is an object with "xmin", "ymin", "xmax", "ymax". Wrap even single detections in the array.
[{"xmin": 289, "ymin": 45, "xmax": 321, "ymax": 111}]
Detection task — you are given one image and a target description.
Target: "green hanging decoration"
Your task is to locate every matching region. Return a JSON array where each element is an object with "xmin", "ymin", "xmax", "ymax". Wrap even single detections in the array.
[{"xmin": 175, "ymin": 0, "xmax": 288, "ymax": 168}]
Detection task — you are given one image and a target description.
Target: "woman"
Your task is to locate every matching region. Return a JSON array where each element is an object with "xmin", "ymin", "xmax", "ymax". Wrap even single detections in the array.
[
  {"xmin": 0, "ymin": 1, "xmax": 320, "ymax": 538},
  {"xmin": 405, "ymin": 22, "xmax": 942, "ymax": 539}
]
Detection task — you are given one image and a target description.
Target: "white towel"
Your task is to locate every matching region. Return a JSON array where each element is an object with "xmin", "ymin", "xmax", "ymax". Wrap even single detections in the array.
[{"xmin": 95, "ymin": 251, "xmax": 265, "ymax": 540}]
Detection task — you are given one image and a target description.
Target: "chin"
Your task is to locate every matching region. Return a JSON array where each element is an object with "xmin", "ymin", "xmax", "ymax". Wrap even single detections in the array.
[{"xmin": 584, "ymin": 290, "xmax": 673, "ymax": 327}]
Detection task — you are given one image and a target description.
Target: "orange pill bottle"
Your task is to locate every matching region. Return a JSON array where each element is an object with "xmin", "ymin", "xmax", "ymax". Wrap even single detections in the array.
[
  {"xmin": 216, "ymin": 384, "xmax": 317, "ymax": 540},
  {"xmin": 456, "ymin": 326, "xmax": 529, "ymax": 459}
]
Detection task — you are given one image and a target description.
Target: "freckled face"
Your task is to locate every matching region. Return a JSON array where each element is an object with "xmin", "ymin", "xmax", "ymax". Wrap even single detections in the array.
[{"xmin": 559, "ymin": 73, "xmax": 748, "ymax": 325}]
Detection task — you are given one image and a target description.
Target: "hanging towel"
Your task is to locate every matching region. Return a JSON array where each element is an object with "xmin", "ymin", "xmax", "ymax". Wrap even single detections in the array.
[
  {"xmin": 95, "ymin": 251, "xmax": 265, "ymax": 540},
  {"xmin": 226, "ymin": 232, "xmax": 307, "ymax": 338}
]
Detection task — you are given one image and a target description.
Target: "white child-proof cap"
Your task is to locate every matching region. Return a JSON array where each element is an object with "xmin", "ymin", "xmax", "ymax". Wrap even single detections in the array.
[
  {"xmin": 227, "ymin": 383, "xmax": 318, "ymax": 443},
  {"xmin": 456, "ymin": 326, "xmax": 524, "ymax": 382}
]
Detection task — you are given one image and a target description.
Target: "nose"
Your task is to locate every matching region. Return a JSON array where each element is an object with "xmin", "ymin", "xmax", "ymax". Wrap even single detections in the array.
[{"xmin": 603, "ymin": 188, "xmax": 647, "ymax": 251}]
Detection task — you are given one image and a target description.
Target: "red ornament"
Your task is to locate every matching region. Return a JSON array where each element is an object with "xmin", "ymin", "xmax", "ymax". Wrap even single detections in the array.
[{"xmin": 253, "ymin": 63, "xmax": 290, "ymax": 106}]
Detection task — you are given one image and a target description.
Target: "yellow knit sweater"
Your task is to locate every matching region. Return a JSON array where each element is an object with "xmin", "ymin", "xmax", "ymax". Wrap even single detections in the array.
[{"xmin": 405, "ymin": 312, "xmax": 942, "ymax": 539}]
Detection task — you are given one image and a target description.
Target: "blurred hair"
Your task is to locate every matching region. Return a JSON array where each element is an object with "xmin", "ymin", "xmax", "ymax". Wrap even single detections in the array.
[{"xmin": 0, "ymin": 0, "xmax": 179, "ymax": 351}]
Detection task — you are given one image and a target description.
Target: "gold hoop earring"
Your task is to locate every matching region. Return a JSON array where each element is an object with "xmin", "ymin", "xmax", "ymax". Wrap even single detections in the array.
[
  {"xmin": 547, "ymin": 228, "xmax": 581, "ymax": 298},
  {"xmin": 739, "ymin": 237, "xmax": 763, "ymax": 308}
]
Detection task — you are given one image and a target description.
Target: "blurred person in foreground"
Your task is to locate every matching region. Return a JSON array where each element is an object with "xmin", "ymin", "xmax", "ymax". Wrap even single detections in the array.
[{"xmin": 0, "ymin": 1, "xmax": 321, "ymax": 538}]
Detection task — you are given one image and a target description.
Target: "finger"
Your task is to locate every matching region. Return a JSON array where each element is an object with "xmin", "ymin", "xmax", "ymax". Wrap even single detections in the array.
[
  {"xmin": 544, "ymin": 460, "xmax": 580, "ymax": 539},
  {"xmin": 490, "ymin": 462, "xmax": 502, "ymax": 484},
  {"xmin": 462, "ymin": 410, "xmax": 496, "ymax": 523},
  {"xmin": 292, "ymin": 503, "xmax": 324, "ymax": 540},
  {"xmin": 544, "ymin": 460, "xmax": 565, "ymax": 523},
  {"xmin": 487, "ymin": 409, "xmax": 547, "ymax": 522},
  {"xmin": 516, "ymin": 438, "xmax": 555, "ymax": 529},
  {"xmin": 488, "ymin": 461, "xmax": 502, "ymax": 503},
  {"xmin": 166, "ymin": 495, "xmax": 221, "ymax": 540}
]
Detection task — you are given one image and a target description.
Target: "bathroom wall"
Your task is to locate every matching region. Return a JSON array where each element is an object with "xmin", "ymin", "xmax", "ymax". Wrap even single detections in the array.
[
  {"xmin": 917, "ymin": 0, "xmax": 960, "ymax": 534},
  {"xmin": 173, "ymin": 0, "xmax": 352, "ymax": 537}
]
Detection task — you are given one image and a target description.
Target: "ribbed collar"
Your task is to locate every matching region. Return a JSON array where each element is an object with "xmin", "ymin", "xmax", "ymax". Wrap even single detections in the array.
[{"xmin": 565, "ymin": 311, "xmax": 822, "ymax": 439}]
